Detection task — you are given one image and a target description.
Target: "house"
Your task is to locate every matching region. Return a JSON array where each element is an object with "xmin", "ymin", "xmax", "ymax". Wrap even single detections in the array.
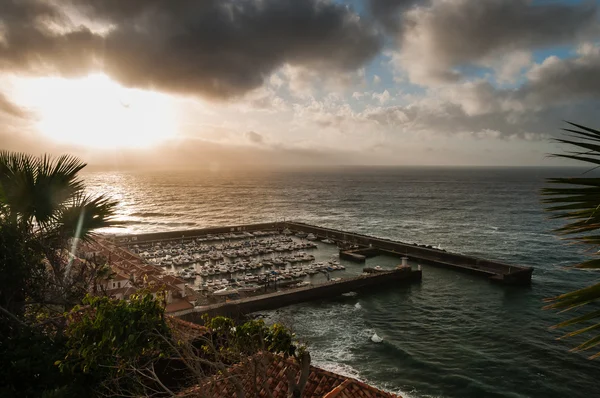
[
  {"xmin": 101, "ymin": 272, "xmax": 131, "ymax": 293},
  {"xmin": 80, "ymin": 238, "xmax": 194, "ymax": 311},
  {"xmin": 159, "ymin": 274, "xmax": 187, "ymax": 298}
]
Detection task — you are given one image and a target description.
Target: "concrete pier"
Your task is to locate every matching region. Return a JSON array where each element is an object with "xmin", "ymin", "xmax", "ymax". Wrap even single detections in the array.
[
  {"xmin": 172, "ymin": 267, "xmax": 422, "ymax": 322},
  {"xmin": 283, "ymin": 221, "xmax": 533, "ymax": 285}
]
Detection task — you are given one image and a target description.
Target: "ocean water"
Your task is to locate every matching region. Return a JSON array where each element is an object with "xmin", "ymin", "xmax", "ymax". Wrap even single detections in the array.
[{"xmin": 85, "ymin": 167, "xmax": 600, "ymax": 398}]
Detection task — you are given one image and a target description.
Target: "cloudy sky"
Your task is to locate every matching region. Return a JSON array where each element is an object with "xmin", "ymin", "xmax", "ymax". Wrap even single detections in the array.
[{"xmin": 1, "ymin": 0, "xmax": 599, "ymax": 169}]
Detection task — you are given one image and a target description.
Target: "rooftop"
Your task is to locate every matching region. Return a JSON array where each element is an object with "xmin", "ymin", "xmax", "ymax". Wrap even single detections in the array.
[
  {"xmin": 165, "ymin": 298, "xmax": 194, "ymax": 313},
  {"xmin": 179, "ymin": 352, "xmax": 401, "ymax": 398}
]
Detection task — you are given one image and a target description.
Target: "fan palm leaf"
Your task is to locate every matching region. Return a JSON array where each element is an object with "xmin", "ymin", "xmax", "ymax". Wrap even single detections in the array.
[
  {"xmin": 543, "ymin": 122, "xmax": 600, "ymax": 358},
  {"xmin": 0, "ymin": 151, "xmax": 118, "ymax": 240},
  {"xmin": 51, "ymin": 193, "xmax": 118, "ymax": 242},
  {"xmin": 0, "ymin": 151, "xmax": 86, "ymax": 226}
]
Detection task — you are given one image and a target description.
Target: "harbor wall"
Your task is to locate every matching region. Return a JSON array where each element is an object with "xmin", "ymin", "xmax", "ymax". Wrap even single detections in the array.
[
  {"xmin": 284, "ymin": 222, "xmax": 533, "ymax": 284},
  {"xmin": 175, "ymin": 267, "xmax": 421, "ymax": 322},
  {"xmin": 111, "ymin": 222, "xmax": 282, "ymax": 244}
]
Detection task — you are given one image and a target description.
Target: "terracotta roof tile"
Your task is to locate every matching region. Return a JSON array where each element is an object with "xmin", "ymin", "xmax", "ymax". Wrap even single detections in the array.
[
  {"xmin": 178, "ymin": 353, "xmax": 401, "ymax": 398},
  {"xmin": 111, "ymin": 272, "xmax": 130, "ymax": 281},
  {"xmin": 161, "ymin": 275, "xmax": 186, "ymax": 285},
  {"xmin": 165, "ymin": 299, "xmax": 194, "ymax": 313}
]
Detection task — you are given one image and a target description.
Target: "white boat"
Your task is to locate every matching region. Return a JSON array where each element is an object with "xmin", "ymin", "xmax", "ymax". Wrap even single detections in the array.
[
  {"xmin": 213, "ymin": 286, "xmax": 238, "ymax": 296},
  {"xmin": 321, "ymin": 238, "xmax": 335, "ymax": 244},
  {"xmin": 306, "ymin": 233, "xmax": 317, "ymax": 241}
]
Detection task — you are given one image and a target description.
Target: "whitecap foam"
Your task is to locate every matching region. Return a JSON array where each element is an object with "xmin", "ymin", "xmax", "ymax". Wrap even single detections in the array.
[
  {"xmin": 313, "ymin": 359, "xmax": 421, "ymax": 398},
  {"xmin": 371, "ymin": 333, "xmax": 383, "ymax": 343},
  {"xmin": 313, "ymin": 361, "xmax": 362, "ymax": 380}
]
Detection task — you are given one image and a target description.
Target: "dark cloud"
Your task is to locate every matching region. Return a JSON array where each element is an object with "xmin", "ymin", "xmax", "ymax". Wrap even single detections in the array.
[
  {"xmin": 0, "ymin": 0, "xmax": 382, "ymax": 99},
  {"xmin": 399, "ymin": 0, "xmax": 598, "ymax": 84},
  {"xmin": 0, "ymin": 1, "xmax": 101, "ymax": 77},
  {"xmin": 521, "ymin": 49, "xmax": 600, "ymax": 106},
  {"xmin": 368, "ymin": 0, "xmax": 423, "ymax": 32},
  {"xmin": 360, "ymin": 101, "xmax": 551, "ymax": 141}
]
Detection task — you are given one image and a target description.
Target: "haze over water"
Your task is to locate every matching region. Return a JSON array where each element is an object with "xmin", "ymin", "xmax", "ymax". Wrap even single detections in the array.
[{"xmin": 86, "ymin": 167, "xmax": 600, "ymax": 398}]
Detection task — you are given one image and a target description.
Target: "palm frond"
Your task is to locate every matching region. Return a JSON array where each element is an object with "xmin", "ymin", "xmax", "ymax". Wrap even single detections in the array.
[
  {"xmin": 565, "ymin": 122, "xmax": 600, "ymax": 136},
  {"xmin": 0, "ymin": 151, "xmax": 86, "ymax": 225},
  {"xmin": 30, "ymin": 154, "xmax": 86, "ymax": 226},
  {"xmin": 0, "ymin": 151, "xmax": 38, "ymax": 223},
  {"xmin": 551, "ymin": 309, "xmax": 600, "ymax": 329},
  {"xmin": 51, "ymin": 193, "xmax": 118, "ymax": 242},
  {"xmin": 543, "ymin": 122, "xmax": 600, "ymax": 358},
  {"xmin": 544, "ymin": 283, "xmax": 600, "ymax": 310}
]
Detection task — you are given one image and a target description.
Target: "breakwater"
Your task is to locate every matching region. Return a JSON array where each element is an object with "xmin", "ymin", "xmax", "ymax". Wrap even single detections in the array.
[
  {"xmin": 172, "ymin": 267, "xmax": 421, "ymax": 321},
  {"xmin": 283, "ymin": 222, "xmax": 533, "ymax": 285},
  {"xmin": 111, "ymin": 222, "xmax": 280, "ymax": 244}
]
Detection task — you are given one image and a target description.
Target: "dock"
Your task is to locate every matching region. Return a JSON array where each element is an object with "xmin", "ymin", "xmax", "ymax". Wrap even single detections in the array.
[
  {"xmin": 112, "ymin": 220, "xmax": 533, "ymax": 286},
  {"xmin": 283, "ymin": 222, "xmax": 534, "ymax": 286},
  {"xmin": 171, "ymin": 267, "xmax": 421, "ymax": 322}
]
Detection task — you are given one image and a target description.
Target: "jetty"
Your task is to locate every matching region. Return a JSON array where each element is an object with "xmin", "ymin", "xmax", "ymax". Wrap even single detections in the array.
[
  {"xmin": 172, "ymin": 267, "xmax": 421, "ymax": 322},
  {"xmin": 284, "ymin": 222, "xmax": 534, "ymax": 286},
  {"xmin": 113, "ymin": 220, "xmax": 533, "ymax": 286}
]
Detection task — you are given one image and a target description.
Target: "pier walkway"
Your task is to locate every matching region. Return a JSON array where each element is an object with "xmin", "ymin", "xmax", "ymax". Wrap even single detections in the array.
[
  {"xmin": 284, "ymin": 222, "xmax": 533, "ymax": 285},
  {"xmin": 172, "ymin": 267, "xmax": 421, "ymax": 321}
]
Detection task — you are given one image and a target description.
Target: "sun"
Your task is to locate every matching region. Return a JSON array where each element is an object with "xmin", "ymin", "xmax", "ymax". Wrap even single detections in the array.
[{"xmin": 11, "ymin": 73, "xmax": 178, "ymax": 149}]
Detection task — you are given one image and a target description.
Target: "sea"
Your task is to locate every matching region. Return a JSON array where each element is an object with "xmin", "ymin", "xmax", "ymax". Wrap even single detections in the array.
[{"xmin": 84, "ymin": 167, "xmax": 600, "ymax": 398}]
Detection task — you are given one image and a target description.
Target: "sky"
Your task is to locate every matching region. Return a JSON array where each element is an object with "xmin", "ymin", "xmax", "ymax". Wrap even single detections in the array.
[{"xmin": 0, "ymin": 0, "xmax": 599, "ymax": 169}]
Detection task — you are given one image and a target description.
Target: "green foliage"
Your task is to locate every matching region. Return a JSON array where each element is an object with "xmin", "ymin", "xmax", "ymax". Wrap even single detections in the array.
[
  {"xmin": 52, "ymin": 192, "xmax": 119, "ymax": 243},
  {"xmin": 542, "ymin": 122, "xmax": 600, "ymax": 358},
  {"xmin": 267, "ymin": 322, "xmax": 296, "ymax": 356},
  {"xmin": 60, "ymin": 293, "xmax": 170, "ymax": 375},
  {"xmin": 0, "ymin": 150, "xmax": 117, "ymax": 240},
  {"xmin": 0, "ymin": 320, "xmax": 74, "ymax": 398},
  {"xmin": 0, "ymin": 219, "xmax": 46, "ymax": 317},
  {"xmin": 0, "ymin": 151, "xmax": 124, "ymax": 395},
  {"xmin": 0, "ymin": 152, "xmax": 85, "ymax": 226},
  {"xmin": 0, "ymin": 150, "xmax": 119, "ymax": 316},
  {"xmin": 202, "ymin": 315, "xmax": 299, "ymax": 361}
]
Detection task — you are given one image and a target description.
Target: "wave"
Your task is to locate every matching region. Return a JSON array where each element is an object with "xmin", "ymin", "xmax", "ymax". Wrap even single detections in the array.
[
  {"xmin": 114, "ymin": 220, "xmax": 198, "ymax": 227},
  {"xmin": 312, "ymin": 360, "xmax": 420, "ymax": 398},
  {"xmin": 371, "ymin": 332, "xmax": 383, "ymax": 343},
  {"xmin": 129, "ymin": 212, "xmax": 171, "ymax": 217}
]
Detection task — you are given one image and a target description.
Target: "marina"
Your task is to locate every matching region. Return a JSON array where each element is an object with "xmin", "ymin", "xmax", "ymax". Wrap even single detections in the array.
[
  {"xmin": 116, "ymin": 220, "xmax": 534, "ymax": 288},
  {"xmin": 124, "ymin": 231, "xmax": 349, "ymax": 297},
  {"xmin": 112, "ymin": 220, "xmax": 534, "ymax": 318}
]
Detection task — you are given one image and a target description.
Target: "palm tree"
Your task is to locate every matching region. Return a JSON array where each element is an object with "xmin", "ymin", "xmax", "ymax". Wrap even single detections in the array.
[
  {"xmin": 0, "ymin": 151, "xmax": 118, "ymax": 316},
  {"xmin": 0, "ymin": 151, "xmax": 117, "ymax": 240},
  {"xmin": 542, "ymin": 122, "xmax": 600, "ymax": 359}
]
